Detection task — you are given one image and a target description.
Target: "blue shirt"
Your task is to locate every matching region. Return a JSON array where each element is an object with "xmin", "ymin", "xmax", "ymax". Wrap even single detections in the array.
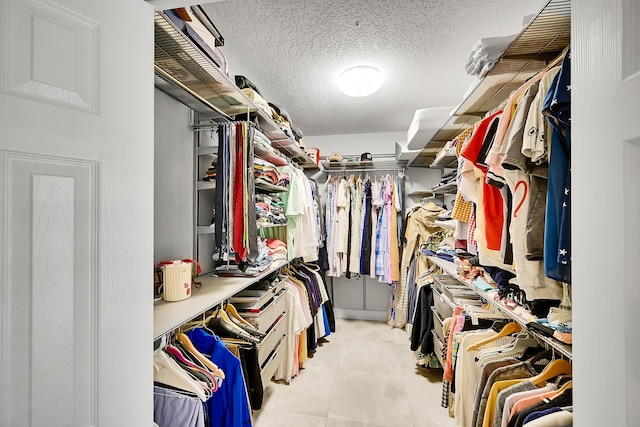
[
  {"xmin": 543, "ymin": 51, "xmax": 572, "ymax": 284},
  {"xmin": 187, "ymin": 328, "xmax": 252, "ymax": 427}
]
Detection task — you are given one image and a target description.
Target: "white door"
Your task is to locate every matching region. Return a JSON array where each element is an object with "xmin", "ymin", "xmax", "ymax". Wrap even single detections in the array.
[
  {"xmin": 0, "ymin": 0, "xmax": 154, "ymax": 426},
  {"xmin": 621, "ymin": 1, "xmax": 640, "ymax": 424},
  {"xmin": 574, "ymin": 0, "xmax": 639, "ymax": 426}
]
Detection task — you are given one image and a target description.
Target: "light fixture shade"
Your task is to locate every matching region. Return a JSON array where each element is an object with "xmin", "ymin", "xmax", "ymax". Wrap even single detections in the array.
[{"xmin": 338, "ymin": 66, "xmax": 384, "ymax": 97}]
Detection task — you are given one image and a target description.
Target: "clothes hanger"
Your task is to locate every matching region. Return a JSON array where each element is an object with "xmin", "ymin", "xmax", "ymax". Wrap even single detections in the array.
[
  {"xmin": 176, "ymin": 333, "xmax": 226, "ymax": 379},
  {"xmin": 164, "ymin": 344, "xmax": 218, "ymax": 392},
  {"xmin": 554, "ymin": 374, "xmax": 572, "ymax": 387},
  {"xmin": 224, "ymin": 303, "xmax": 253, "ymax": 328},
  {"xmin": 528, "ymin": 359, "xmax": 572, "ymax": 386},
  {"xmin": 476, "ymin": 334, "xmax": 539, "ymax": 361},
  {"xmin": 551, "ymin": 379, "xmax": 573, "ymax": 398},
  {"xmin": 525, "ymin": 349, "xmax": 553, "ymax": 364},
  {"xmin": 225, "ymin": 304, "xmax": 266, "ymax": 337},
  {"xmin": 154, "ymin": 347, "xmax": 211, "ymax": 401},
  {"xmin": 467, "ymin": 322, "xmax": 522, "ymax": 351},
  {"xmin": 207, "ymin": 310, "xmax": 261, "ymax": 344}
]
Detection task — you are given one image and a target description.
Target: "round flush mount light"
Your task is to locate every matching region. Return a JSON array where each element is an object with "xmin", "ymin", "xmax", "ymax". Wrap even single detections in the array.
[{"xmin": 337, "ymin": 65, "xmax": 384, "ymax": 97}]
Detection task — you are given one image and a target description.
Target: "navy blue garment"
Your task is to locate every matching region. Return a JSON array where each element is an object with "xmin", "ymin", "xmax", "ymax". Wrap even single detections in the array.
[
  {"xmin": 483, "ymin": 266, "xmax": 517, "ymax": 291},
  {"xmin": 187, "ymin": 328, "xmax": 252, "ymax": 427},
  {"xmin": 543, "ymin": 51, "xmax": 571, "ymax": 283},
  {"xmin": 522, "ymin": 406, "xmax": 562, "ymax": 425}
]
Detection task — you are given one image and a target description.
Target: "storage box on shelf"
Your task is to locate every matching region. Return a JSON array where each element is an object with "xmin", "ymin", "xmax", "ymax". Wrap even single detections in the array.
[{"xmin": 426, "ymin": 256, "xmax": 572, "ymax": 359}]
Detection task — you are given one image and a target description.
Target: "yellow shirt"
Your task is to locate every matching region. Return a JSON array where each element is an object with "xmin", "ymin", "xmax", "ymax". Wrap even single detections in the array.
[{"xmin": 482, "ymin": 379, "xmax": 525, "ymax": 427}]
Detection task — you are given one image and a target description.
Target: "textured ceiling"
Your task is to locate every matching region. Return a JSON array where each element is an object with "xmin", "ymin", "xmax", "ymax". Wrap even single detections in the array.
[{"xmin": 202, "ymin": 0, "xmax": 546, "ymax": 137}]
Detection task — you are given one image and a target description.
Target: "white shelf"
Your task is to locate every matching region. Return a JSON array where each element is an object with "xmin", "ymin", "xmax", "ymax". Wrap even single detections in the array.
[
  {"xmin": 410, "ymin": 0, "xmax": 571, "ymax": 168},
  {"xmin": 257, "ymin": 222, "xmax": 288, "ymax": 229},
  {"xmin": 429, "ymin": 182, "xmax": 457, "ymax": 194},
  {"xmin": 255, "ymin": 180, "xmax": 288, "ymax": 193},
  {"xmin": 154, "ymin": 11, "xmax": 318, "ymax": 169},
  {"xmin": 153, "ymin": 259, "xmax": 289, "ymax": 339},
  {"xmin": 197, "ymin": 146, "xmax": 217, "ymax": 156},
  {"xmin": 430, "ymin": 153, "xmax": 457, "ymax": 169},
  {"xmin": 426, "ymin": 256, "xmax": 572, "ymax": 359},
  {"xmin": 197, "ymin": 181, "xmax": 216, "ymax": 190},
  {"xmin": 196, "ymin": 225, "xmax": 214, "ymax": 235}
]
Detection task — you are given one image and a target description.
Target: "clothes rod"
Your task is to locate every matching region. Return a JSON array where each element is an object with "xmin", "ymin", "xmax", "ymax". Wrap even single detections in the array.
[
  {"xmin": 325, "ymin": 167, "xmax": 405, "ymax": 174},
  {"xmin": 192, "ymin": 121, "xmax": 256, "ymax": 132}
]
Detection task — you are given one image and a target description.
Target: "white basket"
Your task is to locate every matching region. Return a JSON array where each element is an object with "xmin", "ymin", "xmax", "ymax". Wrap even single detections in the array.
[{"xmin": 161, "ymin": 261, "xmax": 192, "ymax": 302}]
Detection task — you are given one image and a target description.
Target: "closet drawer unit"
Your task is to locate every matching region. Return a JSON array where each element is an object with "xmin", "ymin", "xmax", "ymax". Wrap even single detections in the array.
[
  {"xmin": 432, "ymin": 274, "xmax": 463, "ymax": 294},
  {"xmin": 432, "ymin": 329, "xmax": 445, "ymax": 367},
  {"xmin": 442, "ymin": 284, "xmax": 482, "ymax": 306},
  {"xmin": 260, "ymin": 333, "xmax": 288, "ymax": 385},
  {"xmin": 230, "ymin": 277, "xmax": 287, "ymax": 309},
  {"xmin": 233, "ymin": 286, "xmax": 287, "ymax": 332},
  {"xmin": 430, "ymin": 305, "xmax": 446, "ymax": 342},
  {"xmin": 257, "ymin": 310, "xmax": 289, "ymax": 366},
  {"xmin": 431, "ymin": 285, "xmax": 455, "ymax": 319}
]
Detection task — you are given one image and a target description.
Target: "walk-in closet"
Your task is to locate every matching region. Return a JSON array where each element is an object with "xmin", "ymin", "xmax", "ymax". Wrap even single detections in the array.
[{"xmin": 1, "ymin": 0, "xmax": 637, "ymax": 426}]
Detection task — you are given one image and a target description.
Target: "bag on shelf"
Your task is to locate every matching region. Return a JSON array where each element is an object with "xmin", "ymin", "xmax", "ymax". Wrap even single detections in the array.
[{"xmin": 154, "ymin": 259, "xmax": 201, "ymax": 302}]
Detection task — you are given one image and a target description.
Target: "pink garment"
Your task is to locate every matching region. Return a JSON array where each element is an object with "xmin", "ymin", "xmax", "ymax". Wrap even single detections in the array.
[
  {"xmin": 509, "ymin": 389, "xmax": 560, "ymax": 420},
  {"xmin": 385, "ymin": 178, "xmax": 393, "ymax": 283},
  {"xmin": 443, "ymin": 307, "xmax": 465, "ymax": 383},
  {"xmin": 485, "ymin": 70, "xmax": 545, "ymax": 178},
  {"xmin": 291, "ymin": 335, "xmax": 300, "ymax": 378}
]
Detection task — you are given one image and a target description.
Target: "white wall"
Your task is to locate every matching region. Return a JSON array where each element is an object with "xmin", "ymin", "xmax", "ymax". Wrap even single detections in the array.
[
  {"xmin": 305, "ymin": 131, "xmax": 445, "ymax": 210},
  {"xmin": 154, "ymin": 89, "xmax": 195, "ymax": 264},
  {"xmin": 304, "ymin": 131, "xmax": 405, "ymax": 158}
]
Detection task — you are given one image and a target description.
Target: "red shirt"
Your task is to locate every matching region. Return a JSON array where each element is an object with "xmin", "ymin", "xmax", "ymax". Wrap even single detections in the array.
[{"xmin": 460, "ymin": 111, "xmax": 504, "ymax": 251}]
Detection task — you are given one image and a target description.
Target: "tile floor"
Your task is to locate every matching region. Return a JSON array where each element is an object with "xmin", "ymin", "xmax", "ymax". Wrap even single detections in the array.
[{"xmin": 252, "ymin": 318, "xmax": 458, "ymax": 427}]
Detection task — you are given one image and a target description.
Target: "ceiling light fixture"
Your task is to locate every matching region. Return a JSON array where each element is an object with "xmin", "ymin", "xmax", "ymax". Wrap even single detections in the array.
[{"xmin": 337, "ymin": 65, "xmax": 384, "ymax": 97}]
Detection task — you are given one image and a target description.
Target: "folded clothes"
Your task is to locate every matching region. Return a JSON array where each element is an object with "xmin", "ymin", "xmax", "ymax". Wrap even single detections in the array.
[{"xmin": 465, "ymin": 33, "xmax": 517, "ymax": 77}]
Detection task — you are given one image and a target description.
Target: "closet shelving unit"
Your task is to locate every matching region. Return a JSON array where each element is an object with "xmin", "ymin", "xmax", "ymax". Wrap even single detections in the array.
[
  {"xmin": 255, "ymin": 181, "xmax": 288, "ymax": 193},
  {"xmin": 154, "ymin": 11, "xmax": 318, "ymax": 170},
  {"xmin": 153, "ymin": 10, "xmax": 310, "ymax": 342},
  {"xmin": 153, "ymin": 259, "xmax": 289, "ymax": 340},
  {"xmin": 409, "ymin": 0, "xmax": 571, "ymax": 168},
  {"xmin": 429, "ymin": 153, "xmax": 457, "ymax": 169},
  {"xmin": 321, "ymin": 155, "xmax": 407, "ymax": 175},
  {"xmin": 427, "ymin": 256, "xmax": 572, "ymax": 360}
]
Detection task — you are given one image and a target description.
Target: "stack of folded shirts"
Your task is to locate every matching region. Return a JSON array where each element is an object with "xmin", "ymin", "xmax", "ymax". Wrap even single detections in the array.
[
  {"xmin": 242, "ymin": 88, "xmax": 271, "ymax": 117},
  {"xmin": 253, "ymin": 131, "xmax": 288, "ymax": 167},
  {"xmin": 255, "ymin": 194, "xmax": 287, "ymax": 227},
  {"xmin": 254, "ymin": 158, "xmax": 289, "ymax": 189},
  {"xmin": 465, "ymin": 33, "xmax": 517, "ymax": 78},
  {"xmin": 203, "ymin": 155, "xmax": 217, "ymax": 181},
  {"xmin": 254, "ymin": 158, "xmax": 278, "ymax": 186},
  {"xmin": 265, "ymin": 238, "xmax": 287, "ymax": 261}
]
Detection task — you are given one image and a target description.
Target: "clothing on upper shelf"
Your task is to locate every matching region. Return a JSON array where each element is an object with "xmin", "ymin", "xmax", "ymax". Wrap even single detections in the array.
[
  {"xmin": 254, "ymin": 158, "xmax": 289, "ymax": 189},
  {"xmin": 255, "ymin": 194, "xmax": 286, "ymax": 228}
]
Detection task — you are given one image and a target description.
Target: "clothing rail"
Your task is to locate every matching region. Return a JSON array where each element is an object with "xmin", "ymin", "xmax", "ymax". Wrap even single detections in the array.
[
  {"xmin": 427, "ymin": 256, "xmax": 572, "ymax": 360},
  {"xmin": 324, "ymin": 167, "xmax": 405, "ymax": 174},
  {"xmin": 191, "ymin": 120, "xmax": 256, "ymax": 132}
]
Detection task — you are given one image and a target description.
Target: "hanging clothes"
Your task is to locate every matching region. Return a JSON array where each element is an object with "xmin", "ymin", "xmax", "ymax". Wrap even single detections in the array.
[
  {"xmin": 187, "ymin": 328, "xmax": 253, "ymax": 427},
  {"xmin": 215, "ymin": 122, "xmax": 258, "ymax": 269},
  {"xmin": 391, "ymin": 202, "xmax": 446, "ymax": 329}
]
